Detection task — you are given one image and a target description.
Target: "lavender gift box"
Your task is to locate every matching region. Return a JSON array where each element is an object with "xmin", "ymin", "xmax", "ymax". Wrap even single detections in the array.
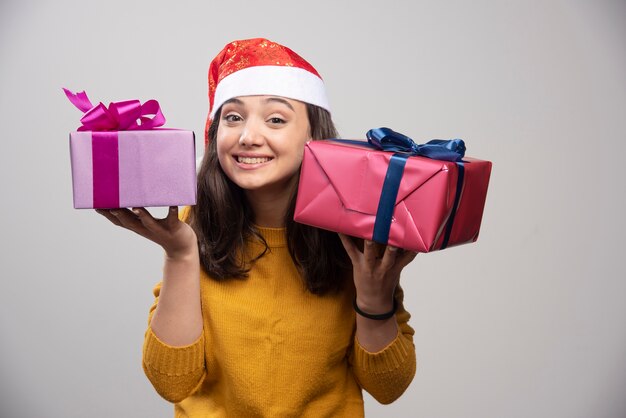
[
  {"xmin": 64, "ymin": 88, "xmax": 197, "ymax": 209},
  {"xmin": 69, "ymin": 130, "xmax": 196, "ymax": 209}
]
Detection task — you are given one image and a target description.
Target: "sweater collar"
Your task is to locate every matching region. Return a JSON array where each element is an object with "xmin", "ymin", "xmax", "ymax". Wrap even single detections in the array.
[{"xmin": 254, "ymin": 226, "xmax": 287, "ymax": 247}]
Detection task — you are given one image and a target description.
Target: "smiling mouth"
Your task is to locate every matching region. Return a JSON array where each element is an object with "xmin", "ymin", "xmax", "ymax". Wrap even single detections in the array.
[{"xmin": 237, "ymin": 156, "xmax": 273, "ymax": 164}]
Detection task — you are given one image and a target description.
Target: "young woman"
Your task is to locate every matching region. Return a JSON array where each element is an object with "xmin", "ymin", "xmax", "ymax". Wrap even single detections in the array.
[{"xmin": 98, "ymin": 38, "xmax": 417, "ymax": 417}]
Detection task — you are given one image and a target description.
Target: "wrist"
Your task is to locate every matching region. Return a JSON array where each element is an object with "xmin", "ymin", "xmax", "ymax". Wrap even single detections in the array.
[
  {"xmin": 165, "ymin": 243, "xmax": 199, "ymax": 262},
  {"xmin": 164, "ymin": 246, "xmax": 199, "ymax": 263},
  {"xmin": 354, "ymin": 296, "xmax": 397, "ymax": 321},
  {"xmin": 355, "ymin": 292, "xmax": 395, "ymax": 314}
]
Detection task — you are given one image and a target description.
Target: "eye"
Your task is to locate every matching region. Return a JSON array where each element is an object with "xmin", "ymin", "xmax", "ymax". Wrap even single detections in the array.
[
  {"xmin": 224, "ymin": 114, "xmax": 242, "ymax": 122},
  {"xmin": 268, "ymin": 117, "xmax": 285, "ymax": 124}
]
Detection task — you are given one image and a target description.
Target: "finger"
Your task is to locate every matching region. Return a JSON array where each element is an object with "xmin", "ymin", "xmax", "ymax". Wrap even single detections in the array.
[
  {"xmin": 95, "ymin": 209, "xmax": 123, "ymax": 227},
  {"xmin": 110, "ymin": 208, "xmax": 147, "ymax": 233},
  {"xmin": 165, "ymin": 206, "xmax": 179, "ymax": 229},
  {"xmin": 379, "ymin": 245, "xmax": 399, "ymax": 272},
  {"xmin": 395, "ymin": 250, "xmax": 418, "ymax": 272},
  {"xmin": 363, "ymin": 240, "xmax": 379, "ymax": 267},
  {"xmin": 338, "ymin": 233, "xmax": 360, "ymax": 264},
  {"xmin": 132, "ymin": 207, "xmax": 159, "ymax": 231}
]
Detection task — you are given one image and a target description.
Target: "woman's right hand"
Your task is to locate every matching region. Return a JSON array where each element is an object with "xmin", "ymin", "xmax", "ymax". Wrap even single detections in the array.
[{"xmin": 96, "ymin": 206, "xmax": 198, "ymax": 260}]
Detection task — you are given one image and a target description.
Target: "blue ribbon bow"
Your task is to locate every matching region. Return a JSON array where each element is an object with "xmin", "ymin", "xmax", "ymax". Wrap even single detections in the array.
[
  {"xmin": 334, "ymin": 127, "xmax": 466, "ymax": 250},
  {"xmin": 366, "ymin": 127, "xmax": 466, "ymax": 162}
]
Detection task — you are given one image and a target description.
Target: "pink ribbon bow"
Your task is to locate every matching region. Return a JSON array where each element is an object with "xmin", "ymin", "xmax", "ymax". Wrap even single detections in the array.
[{"xmin": 63, "ymin": 88, "xmax": 166, "ymax": 131}]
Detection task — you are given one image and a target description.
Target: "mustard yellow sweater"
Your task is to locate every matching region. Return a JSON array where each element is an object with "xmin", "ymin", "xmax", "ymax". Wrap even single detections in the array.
[{"xmin": 142, "ymin": 226, "xmax": 416, "ymax": 417}]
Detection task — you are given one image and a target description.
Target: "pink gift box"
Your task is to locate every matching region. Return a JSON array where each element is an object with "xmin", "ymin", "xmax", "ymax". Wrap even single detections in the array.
[
  {"xmin": 294, "ymin": 140, "xmax": 492, "ymax": 253},
  {"xmin": 69, "ymin": 130, "xmax": 197, "ymax": 209}
]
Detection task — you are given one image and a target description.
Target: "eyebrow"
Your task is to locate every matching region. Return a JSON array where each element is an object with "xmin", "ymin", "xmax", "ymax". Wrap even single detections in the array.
[
  {"xmin": 264, "ymin": 97, "xmax": 295, "ymax": 111},
  {"xmin": 222, "ymin": 98, "xmax": 244, "ymax": 106},
  {"xmin": 221, "ymin": 96, "xmax": 295, "ymax": 111}
]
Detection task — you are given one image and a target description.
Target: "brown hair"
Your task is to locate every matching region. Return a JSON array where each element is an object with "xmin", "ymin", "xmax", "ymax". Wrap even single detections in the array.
[{"xmin": 188, "ymin": 104, "xmax": 351, "ymax": 295}]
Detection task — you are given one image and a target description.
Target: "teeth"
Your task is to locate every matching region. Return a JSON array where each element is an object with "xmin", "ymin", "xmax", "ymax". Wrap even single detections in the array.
[{"xmin": 238, "ymin": 156, "xmax": 271, "ymax": 164}]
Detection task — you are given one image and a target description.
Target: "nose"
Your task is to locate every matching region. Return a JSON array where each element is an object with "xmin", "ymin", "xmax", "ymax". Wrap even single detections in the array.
[{"xmin": 239, "ymin": 119, "xmax": 265, "ymax": 147}]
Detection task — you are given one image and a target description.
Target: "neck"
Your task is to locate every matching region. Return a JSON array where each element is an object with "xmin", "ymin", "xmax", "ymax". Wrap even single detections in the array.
[{"xmin": 245, "ymin": 180, "xmax": 296, "ymax": 228}]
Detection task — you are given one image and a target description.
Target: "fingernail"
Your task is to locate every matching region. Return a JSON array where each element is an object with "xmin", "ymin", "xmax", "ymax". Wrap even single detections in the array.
[
  {"xmin": 388, "ymin": 246, "xmax": 398, "ymax": 252},
  {"xmin": 110, "ymin": 210, "xmax": 118, "ymax": 216},
  {"xmin": 132, "ymin": 208, "xmax": 140, "ymax": 215}
]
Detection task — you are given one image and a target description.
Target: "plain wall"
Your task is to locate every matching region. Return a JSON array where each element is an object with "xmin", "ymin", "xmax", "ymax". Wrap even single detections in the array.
[{"xmin": 1, "ymin": 0, "xmax": 624, "ymax": 417}]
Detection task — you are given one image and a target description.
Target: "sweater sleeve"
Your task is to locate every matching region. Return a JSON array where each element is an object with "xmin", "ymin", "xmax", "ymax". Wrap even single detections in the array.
[
  {"xmin": 349, "ymin": 285, "xmax": 417, "ymax": 404},
  {"xmin": 142, "ymin": 283, "xmax": 207, "ymax": 403}
]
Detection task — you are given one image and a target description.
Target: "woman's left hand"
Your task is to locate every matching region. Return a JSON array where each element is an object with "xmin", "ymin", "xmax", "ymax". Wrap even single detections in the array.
[{"xmin": 339, "ymin": 234, "xmax": 417, "ymax": 314}]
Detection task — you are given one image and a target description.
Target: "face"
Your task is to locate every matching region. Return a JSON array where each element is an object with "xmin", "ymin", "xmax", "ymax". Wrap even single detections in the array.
[{"xmin": 216, "ymin": 95, "xmax": 311, "ymax": 196}]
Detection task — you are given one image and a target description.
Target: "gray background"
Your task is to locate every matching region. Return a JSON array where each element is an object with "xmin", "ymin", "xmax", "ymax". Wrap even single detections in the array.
[{"xmin": 1, "ymin": 0, "xmax": 624, "ymax": 417}]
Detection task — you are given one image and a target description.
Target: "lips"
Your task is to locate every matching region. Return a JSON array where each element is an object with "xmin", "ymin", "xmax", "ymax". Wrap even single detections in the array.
[{"xmin": 237, "ymin": 156, "xmax": 273, "ymax": 164}]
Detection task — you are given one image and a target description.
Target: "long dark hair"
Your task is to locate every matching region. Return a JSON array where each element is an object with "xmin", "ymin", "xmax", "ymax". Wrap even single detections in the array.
[{"xmin": 188, "ymin": 103, "xmax": 351, "ymax": 295}]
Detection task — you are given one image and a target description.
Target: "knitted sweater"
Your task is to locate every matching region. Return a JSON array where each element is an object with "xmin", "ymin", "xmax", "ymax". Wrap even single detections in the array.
[{"xmin": 142, "ymin": 225, "xmax": 416, "ymax": 417}]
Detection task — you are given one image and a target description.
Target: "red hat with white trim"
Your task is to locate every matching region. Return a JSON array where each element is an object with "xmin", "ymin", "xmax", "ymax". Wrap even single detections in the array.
[{"xmin": 205, "ymin": 38, "xmax": 330, "ymax": 144}]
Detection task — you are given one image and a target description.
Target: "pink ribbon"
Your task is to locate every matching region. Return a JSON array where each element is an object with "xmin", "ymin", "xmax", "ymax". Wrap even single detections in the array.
[
  {"xmin": 91, "ymin": 132, "xmax": 120, "ymax": 208},
  {"xmin": 63, "ymin": 88, "xmax": 166, "ymax": 131}
]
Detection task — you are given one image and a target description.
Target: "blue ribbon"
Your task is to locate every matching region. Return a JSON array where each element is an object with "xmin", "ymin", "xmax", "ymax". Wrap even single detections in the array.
[
  {"xmin": 372, "ymin": 154, "xmax": 409, "ymax": 245},
  {"xmin": 334, "ymin": 127, "xmax": 466, "ymax": 249},
  {"xmin": 440, "ymin": 162, "xmax": 465, "ymax": 249},
  {"xmin": 366, "ymin": 127, "xmax": 466, "ymax": 162}
]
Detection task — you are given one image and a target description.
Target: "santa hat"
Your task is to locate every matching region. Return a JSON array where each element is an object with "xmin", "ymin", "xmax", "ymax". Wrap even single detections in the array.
[{"xmin": 205, "ymin": 38, "xmax": 330, "ymax": 144}]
